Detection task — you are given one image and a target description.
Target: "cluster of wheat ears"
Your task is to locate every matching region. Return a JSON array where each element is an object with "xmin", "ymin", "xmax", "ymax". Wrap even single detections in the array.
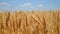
[{"xmin": 0, "ymin": 10, "xmax": 60, "ymax": 34}]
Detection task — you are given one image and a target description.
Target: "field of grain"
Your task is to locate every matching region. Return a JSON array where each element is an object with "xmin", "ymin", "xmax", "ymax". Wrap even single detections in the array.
[{"xmin": 0, "ymin": 10, "xmax": 60, "ymax": 34}]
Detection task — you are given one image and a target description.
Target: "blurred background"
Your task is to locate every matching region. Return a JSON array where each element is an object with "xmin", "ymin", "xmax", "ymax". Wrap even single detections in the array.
[{"xmin": 0, "ymin": 0, "xmax": 60, "ymax": 11}]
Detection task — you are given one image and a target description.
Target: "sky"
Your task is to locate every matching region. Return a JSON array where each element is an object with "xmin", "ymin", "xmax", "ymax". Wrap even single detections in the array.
[{"xmin": 0, "ymin": 0, "xmax": 60, "ymax": 11}]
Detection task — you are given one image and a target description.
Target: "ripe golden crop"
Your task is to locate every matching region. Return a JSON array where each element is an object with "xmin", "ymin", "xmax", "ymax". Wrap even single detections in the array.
[{"xmin": 0, "ymin": 10, "xmax": 60, "ymax": 34}]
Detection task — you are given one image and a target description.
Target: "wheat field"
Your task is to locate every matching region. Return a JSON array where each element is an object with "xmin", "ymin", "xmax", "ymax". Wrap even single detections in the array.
[{"xmin": 0, "ymin": 10, "xmax": 60, "ymax": 34}]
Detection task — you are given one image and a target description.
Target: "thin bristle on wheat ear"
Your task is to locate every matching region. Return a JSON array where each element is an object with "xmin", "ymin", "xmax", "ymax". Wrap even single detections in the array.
[{"xmin": 0, "ymin": 11, "xmax": 60, "ymax": 34}]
